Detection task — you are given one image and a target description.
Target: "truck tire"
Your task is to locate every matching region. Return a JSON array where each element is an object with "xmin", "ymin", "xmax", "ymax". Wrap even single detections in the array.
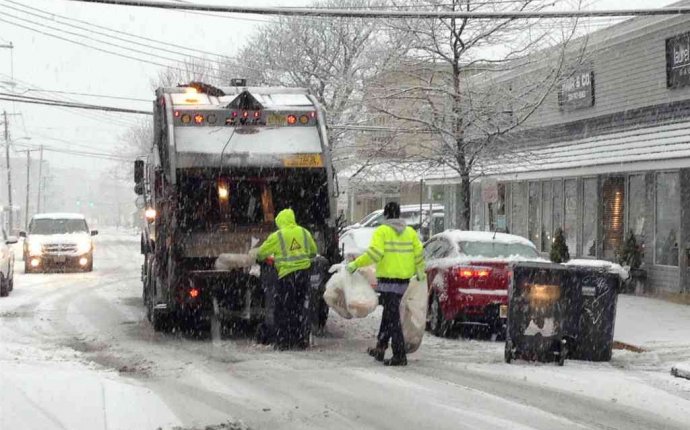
[
  {"xmin": 0, "ymin": 275, "xmax": 8, "ymax": 297},
  {"xmin": 151, "ymin": 306, "xmax": 172, "ymax": 333}
]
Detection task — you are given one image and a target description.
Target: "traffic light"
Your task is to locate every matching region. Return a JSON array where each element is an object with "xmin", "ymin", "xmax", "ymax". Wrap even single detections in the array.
[
  {"xmin": 76, "ymin": 200, "xmax": 81, "ymax": 207},
  {"xmin": 89, "ymin": 201, "xmax": 94, "ymax": 208}
]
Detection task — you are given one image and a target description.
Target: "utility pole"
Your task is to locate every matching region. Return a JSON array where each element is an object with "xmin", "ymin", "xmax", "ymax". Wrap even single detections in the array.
[
  {"xmin": 3, "ymin": 110, "xmax": 12, "ymax": 233},
  {"xmin": 36, "ymin": 145, "xmax": 43, "ymax": 213},
  {"xmin": 24, "ymin": 149, "xmax": 30, "ymax": 229}
]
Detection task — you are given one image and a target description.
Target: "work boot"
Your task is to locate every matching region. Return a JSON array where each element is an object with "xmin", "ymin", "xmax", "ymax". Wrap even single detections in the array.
[
  {"xmin": 383, "ymin": 356, "xmax": 407, "ymax": 367},
  {"xmin": 367, "ymin": 347, "xmax": 385, "ymax": 362}
]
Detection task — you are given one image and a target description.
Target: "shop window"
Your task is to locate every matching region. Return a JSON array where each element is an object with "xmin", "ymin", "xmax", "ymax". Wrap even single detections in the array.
[
  {"xmin": 471, "ymin": 182, "xmax": 483, "ymax": 231},
  {"xmin": 553, "ymin": 180, "xmax": 563, "ymax": 234},
  {"xmin": 528, "ymin": 182, "xmax": 541, "ymax": 248},
  {"xmin": 655, "ymin": 172, "xmax": 679, "ymax": 266},
  {"xmin": 602, "ymin": 177, "xmax": 625, "ymax": 260},
  {"xmin": 582, "ymin": 178, "xmax": 597, "ymax": 257},
  {"xmin": 627, "ymin": 175, "xmax": 647, "ymax": 247},
  {"xmin": 489, "ymin": 183, "xmax": 507, "ymax": 232},
  {"xmin": 564, "ymin": 179, "xmax": 578, "ymax": 255},
  {"xmin": 542, "ymin": 181, "xmax": 553, "ymax": 252},
  {"xmin": 511, "ymin": 182, "xmax": 528, "ymax": 238}
]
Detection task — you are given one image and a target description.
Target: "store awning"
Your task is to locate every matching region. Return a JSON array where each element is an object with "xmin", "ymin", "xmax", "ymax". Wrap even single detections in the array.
[{"xmin": 425, "ymin": 121, "xmax": 690, "ymax": 183}]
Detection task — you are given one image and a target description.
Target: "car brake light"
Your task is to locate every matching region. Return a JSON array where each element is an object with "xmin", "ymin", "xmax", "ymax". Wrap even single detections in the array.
[
  {"xmin": 189, "ymin": 287, "xmax": 200, "ymax": 298},
  {"xmin": 456, "ymin": 267, "xmax": 492, "ymax": 279}
]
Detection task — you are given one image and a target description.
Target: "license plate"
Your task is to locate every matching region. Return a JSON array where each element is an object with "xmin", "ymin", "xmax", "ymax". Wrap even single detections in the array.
[
  {"xmin": 55, "ymin": 255, "xmax": 67, "ymax": 263},
  {"xmin": 282, "ymin": 154, "xmax": 323, "ymax": 168},
  {"xmin": 266, "ymin": 113, "xmax": 286, "ymax": 126},
  {"xmin": 499, "ymin": 305, "xmax": 508, "ymax": 319}
]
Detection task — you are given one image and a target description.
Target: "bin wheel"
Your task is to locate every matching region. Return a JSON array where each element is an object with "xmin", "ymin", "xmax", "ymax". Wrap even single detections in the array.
[
  {"xmin": 504, "ymin": 340, "xmax": 513, "ymax": 364},
  {"xmin": 557, "ymin": 339, "xmax": 568, "ymax": 366}
]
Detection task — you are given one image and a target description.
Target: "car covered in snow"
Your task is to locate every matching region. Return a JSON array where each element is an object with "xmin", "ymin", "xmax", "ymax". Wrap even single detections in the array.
[
  {"xmin": 20, "ymin": 213, "xmax": 98, "ymax": 273},
  {"xmin": 424, "ymin": 230, "xmax": 545, "ymax": 337},
  {"xmin": 0, "ymin": 227, "xmax": 17, "ymax": 296},
  {"xmin": 339, "ymin": 204, "xmax": 444, "ymax": 258}
]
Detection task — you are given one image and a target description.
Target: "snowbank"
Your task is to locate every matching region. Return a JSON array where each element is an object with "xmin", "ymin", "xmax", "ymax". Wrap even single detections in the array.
[{"xmin": 672, "ymin": 362, "xmax": 690, "ymax": 380}]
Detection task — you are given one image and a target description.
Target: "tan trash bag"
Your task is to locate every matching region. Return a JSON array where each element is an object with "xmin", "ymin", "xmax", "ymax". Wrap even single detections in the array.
[{"xmin": 400, "ymin": 277, "xmax": 428, "ymax": 353}]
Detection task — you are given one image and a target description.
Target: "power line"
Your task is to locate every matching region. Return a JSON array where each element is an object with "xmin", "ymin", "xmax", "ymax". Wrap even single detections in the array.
[
  {"xmin": 0, "ymin": 72, "xmax": 140, "ymax": 128},
  {"xmin": 17, "ymin": 88, "xmax": 150, "ymax": 103},
  {"xmin": 2, "ymin": 0, "xmax": 235, "ymax": 58},
  {"xmin": 0, "ymin": 16, "xmax": 223, "ymax": 79},
  {"xmin": 0, "ymin": 94, "xmax": 152, "ymax": 115},
  {"xmin": 0, "ymin": 0, "xmax": 231, "ymax": 67},
  {"xmin": 65, "ymin": 0, "xmax": 690, "ymax": 19},
  {"xmin": 11, "ymin": 141, "xmax": 135, "ymax": 161},
  {"xmin": 0, "ymin": 12, "xmax": 222, "ymax": 71}
]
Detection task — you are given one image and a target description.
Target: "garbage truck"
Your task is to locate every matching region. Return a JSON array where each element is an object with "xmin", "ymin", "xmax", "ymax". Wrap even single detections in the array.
[{"xmin": 134, "ymin": 80, "xmax": 340, "ymax": 333}]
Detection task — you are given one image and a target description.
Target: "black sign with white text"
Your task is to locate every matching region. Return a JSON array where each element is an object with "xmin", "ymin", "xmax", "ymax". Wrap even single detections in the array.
[
  {"xmin": 558, "ymin": 71, "xmax": 595, "ymax": 111},
  {"xmin": 667, "ymin": 32, "xmax": 690, "ymax": 89}
]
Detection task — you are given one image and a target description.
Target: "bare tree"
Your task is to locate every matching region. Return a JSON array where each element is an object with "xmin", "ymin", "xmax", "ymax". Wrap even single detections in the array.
[
  {"xmin": 223, "ymin": 0, "xmax": 408, "ymax": 165},
  {"xmin": 153, "ymin": 57, "xmax": 220, "ymax": 89},
  {"xmin": 372, "ymin": 0, "xmax": 586, "ymax": 229},
  {"xmin": 112, "ymin": 117, "xmax": 153, "ymax": 182}
]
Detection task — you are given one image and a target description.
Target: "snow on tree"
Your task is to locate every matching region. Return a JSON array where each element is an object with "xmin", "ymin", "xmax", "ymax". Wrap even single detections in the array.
[
  {"xmin": 370, "ymin": 0, "xmax": 587, "ymax": 229},
  {"xmin": 221, "ymin": 0, "xmax": 407, "ymax": 165}
]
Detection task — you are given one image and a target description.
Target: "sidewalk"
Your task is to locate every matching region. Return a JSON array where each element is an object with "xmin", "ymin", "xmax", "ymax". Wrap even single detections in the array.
[{"xmin": 615, "ymin": 294, "xmax": 690, "ymax": 378}]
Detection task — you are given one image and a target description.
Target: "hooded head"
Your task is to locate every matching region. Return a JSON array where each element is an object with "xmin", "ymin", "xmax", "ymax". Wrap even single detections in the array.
[
  {"xmin": 382, "ymin": 202, "xmax": 406, "ymax": 234},
  {"xmin": 275, "ymin": 208, "xmax": 296, "ymax": 229},
  {"xmin": 383, "ymin": 202, "xmax": 401, "ymax": 220}
]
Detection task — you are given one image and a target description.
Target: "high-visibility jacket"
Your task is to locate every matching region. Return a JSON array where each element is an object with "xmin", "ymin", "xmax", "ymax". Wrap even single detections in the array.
[
  {"xmin": 352, "ymin": 220, "xmax": 424, "ymax": 280},
  {"xmin": 257, "ymin": 208, "xmax": 318, "ymax": 279}
]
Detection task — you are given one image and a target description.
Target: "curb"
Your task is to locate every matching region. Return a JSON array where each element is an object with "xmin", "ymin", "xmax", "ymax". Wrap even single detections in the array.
[{"xmin": 612, "ymin": 340, "xmax": 646, "ymax": 353}]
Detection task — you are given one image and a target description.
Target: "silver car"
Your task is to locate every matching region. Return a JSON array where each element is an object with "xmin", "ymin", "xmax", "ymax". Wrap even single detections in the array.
[{"xmin": 1, "ymin": 228, "xmax": 17, "ymax": 297}]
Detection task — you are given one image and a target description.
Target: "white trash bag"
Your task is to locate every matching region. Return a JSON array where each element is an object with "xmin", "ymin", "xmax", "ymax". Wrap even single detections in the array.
[
  {"xmin": 215, "ymin": 248, "xmax": 259, "ymax": 270},
  {"xmin": 324, "ymin": 265, "xmax": 379, "ymax": 319},
  {"xmin": 323, "ymin": 266, "xmax": 352, "ymax": 319},
  {"xmin": 400, "ymin": 277, "xmax": 428, "ymax": 353}
]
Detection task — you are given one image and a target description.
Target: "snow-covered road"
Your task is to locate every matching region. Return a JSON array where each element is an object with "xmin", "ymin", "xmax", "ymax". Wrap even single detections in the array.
[{"xmin": 1, "ymin": 232, "xmax": 689, "ymax": 430}]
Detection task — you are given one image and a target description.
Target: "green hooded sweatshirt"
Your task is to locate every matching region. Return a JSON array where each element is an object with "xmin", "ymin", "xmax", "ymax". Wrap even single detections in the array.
[{"xmin": 257, "ymin": 208, "xmax": 318, "ymax": 279}]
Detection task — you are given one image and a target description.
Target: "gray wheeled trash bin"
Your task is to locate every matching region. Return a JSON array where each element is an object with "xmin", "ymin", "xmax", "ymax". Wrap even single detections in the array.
[
  {"xmin": 567, "ymin": 266, "xmax": 620, "ymax": 362},
  {"xmin": 505, "ymin": 262, "xmax": 580, "ymax": 366}
]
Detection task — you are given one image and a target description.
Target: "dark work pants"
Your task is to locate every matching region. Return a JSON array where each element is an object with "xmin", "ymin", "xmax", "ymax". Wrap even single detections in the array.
[
  {"xmin": 274, "ymin": 269, "xmax": 310, "ymax": 349},
  {"xmin": 377, "ymin": 292, "xmax": 406, "ymax": 359}
]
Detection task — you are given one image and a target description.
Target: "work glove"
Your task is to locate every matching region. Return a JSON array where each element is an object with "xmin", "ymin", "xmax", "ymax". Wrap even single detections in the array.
[
  {"xmin": 346, "ymin": 261, "xmax": 358, "ymax": 274},
  {"xmin": 416, "ymin": 269, "xmax": 427, "ymax": 282}
]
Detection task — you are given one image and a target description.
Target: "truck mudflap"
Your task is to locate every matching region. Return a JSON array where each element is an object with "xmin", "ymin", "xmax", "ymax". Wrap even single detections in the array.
[{"xmin": 182, "ymin": 268, "xmax": 265, "ymax": 322}]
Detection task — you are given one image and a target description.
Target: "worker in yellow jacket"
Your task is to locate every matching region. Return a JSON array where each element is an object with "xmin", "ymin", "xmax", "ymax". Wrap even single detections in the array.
[
  {"xmin": 258, "ymin": 208, "xmax": 318, "ymax": 350},
  {"xmin": 347, "ymin": 202, "xmax": 425, "ymax": 366}
]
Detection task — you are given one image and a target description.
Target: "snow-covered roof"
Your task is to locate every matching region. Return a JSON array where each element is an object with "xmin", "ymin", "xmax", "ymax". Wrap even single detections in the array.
[
  {"xmin": 32, "ymin": 213, "xmax": 86, "ymax": 220},
  {"xmin": 421, "ymin": 121, "xmax": 690, "ymax": 183},
  {"xmin": 435, "ymin": 230, "xmax": 537, "ymax": 248}
]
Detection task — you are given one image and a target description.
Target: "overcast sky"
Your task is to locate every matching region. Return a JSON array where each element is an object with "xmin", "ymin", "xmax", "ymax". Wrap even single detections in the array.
[{"xmin": 0, "ymin": 0, "xmax": 679, "ymax": 176}]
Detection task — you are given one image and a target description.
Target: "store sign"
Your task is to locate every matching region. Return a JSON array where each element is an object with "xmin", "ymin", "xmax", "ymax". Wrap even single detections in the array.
[
  {"xmin": 558, "ymin": 71, "xmax": 595, "ymax": 111},
  {"xmin": 666, "ymin": 32, "xmax": 690, "ymax": 89}
]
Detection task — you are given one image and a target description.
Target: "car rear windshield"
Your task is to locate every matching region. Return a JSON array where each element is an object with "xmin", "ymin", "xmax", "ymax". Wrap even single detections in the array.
[
  {"xmin": 30, "ymin": 219, "xmax": 89, "ymax": 234},
  {"xmin": 458, "ymin": 241, "xmax": 539, "ymax": 259}
]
